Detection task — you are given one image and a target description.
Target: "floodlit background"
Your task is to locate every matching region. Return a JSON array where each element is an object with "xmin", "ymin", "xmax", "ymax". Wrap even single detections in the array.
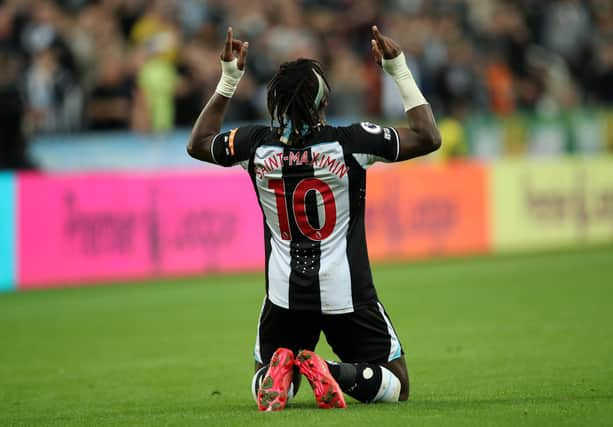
[{"xmin": 0, "ymin": 1, "xmax": 612, "ymax": 425}]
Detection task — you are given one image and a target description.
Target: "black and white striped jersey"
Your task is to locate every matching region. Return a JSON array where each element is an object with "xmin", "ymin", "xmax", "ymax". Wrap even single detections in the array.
[{"xmin": 211, "ymin": 122, "xmax": 400, "ymax": 314}]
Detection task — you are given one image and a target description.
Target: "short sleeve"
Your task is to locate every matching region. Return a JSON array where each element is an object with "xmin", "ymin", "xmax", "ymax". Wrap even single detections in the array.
[
  {"xmin": 340, "ymin": 122, "xmax": 400, "ymax": 168},
  {"xmin": 210, "ymin": 125, "xmax": 267, "ymax": 168}
]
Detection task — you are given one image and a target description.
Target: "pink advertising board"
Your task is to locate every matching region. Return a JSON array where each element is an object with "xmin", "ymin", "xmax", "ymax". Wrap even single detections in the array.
[{"xmin": 18, "ymin": 171, "xmax": 264, "ymax": 289}]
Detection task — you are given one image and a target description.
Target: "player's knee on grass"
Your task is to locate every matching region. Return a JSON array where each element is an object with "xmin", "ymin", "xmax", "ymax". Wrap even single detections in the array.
[
  {"xmin": 327, "ymin": 362, "xmax": 402, "ymax": 403},
  {"xmin": 383, "ymin": 357, "xmax": 409, "ymax": 401}
]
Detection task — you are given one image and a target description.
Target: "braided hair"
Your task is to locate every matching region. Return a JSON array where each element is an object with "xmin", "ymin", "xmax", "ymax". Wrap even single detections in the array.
[{"xmin": 267, "ymin": 58, "xmax": 331, "ymax": 145}]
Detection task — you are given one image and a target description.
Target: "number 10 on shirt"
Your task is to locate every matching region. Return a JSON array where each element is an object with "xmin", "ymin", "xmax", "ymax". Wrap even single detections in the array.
[{"xmin": 268, "ymin": 178, "xmax": 337, "ymax": 241}]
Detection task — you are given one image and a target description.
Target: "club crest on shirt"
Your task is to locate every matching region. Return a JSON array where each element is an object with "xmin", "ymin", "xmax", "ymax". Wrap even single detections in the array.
[{"xmin": 360, "ymin": 122, "xmax": 382, "ymax": 134}]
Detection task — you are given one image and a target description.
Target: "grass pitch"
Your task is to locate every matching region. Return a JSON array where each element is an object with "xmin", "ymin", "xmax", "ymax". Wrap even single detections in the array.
[{"xmin": 1, "ymin": 245, "xmax": 612, "ymax": 426}]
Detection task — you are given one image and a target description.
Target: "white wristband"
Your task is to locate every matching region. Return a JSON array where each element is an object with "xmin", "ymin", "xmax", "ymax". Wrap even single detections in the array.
[
  {"xmin": 382, "ymin": 52, "xmax": 427, "ymax": 112},
  {"xmin": 215, "ymin": 58, "xmax": 244, "ymax": 98}
]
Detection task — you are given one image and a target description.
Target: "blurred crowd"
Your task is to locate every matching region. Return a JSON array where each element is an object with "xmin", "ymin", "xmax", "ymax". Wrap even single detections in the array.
[{"xmin": 0, "ymin": 0, "xmax": 612, "ymax": 147}]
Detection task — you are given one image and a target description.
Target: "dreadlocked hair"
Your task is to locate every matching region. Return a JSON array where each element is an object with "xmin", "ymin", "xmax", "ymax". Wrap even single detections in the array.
[{"xmin": 267, "ymin": 58, "xmax": 330, "ymax": 144}]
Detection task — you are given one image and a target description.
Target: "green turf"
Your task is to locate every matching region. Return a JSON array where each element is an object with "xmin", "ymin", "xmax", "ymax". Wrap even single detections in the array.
[{"xmin": 1, "ymin": 245, "xmax": 613, "ymax": 426}]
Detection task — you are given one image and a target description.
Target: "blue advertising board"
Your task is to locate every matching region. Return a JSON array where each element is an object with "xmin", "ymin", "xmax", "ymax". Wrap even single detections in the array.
[{"xmin": 0, "ymin": 173, "xmax": 15, "ymax": 291}]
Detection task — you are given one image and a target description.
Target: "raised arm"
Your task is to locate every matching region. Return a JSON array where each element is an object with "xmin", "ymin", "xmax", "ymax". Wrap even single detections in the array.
[
  {"xmin": 371, "ymin": 26, "xmax": 441, "ymax": 160},
  {"xmin": 187, "ymin": 27, "xmax": 249, "ymax": 163}
]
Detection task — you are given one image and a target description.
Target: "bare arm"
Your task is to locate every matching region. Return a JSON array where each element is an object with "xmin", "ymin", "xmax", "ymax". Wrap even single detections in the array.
[
  {"xmin": 371, "ymin": 26, "xmax": 441, "ymax": 161},
  {"xmin": 396, "ymin": 104, "xmax": 441, "ymax": 160},
  {"xmin": 187, "ymin": 27, "xmax": 248, "ymax": 163},
  {"xmin": 187, "ymin": 93, "xmax": 232, "ymax": 162}
]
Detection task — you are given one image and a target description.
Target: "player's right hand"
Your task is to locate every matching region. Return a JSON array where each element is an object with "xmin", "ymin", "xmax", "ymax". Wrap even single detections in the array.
[
  {"xmin": 371, "ymin": 25, "xmax": 402, "ymax": 67},
  {"xmin": 221, "ymin": 26, "xmax": 249, "ymax": 71}
]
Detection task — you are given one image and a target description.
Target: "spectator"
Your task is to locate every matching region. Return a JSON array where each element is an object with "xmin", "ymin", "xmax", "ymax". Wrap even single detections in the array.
[
  {"xmin": 327, "ymin": 44, "xmax": 368, "ymax": 118},
  {"xmin": 86, "ymin": 48, "xmax": 134, "ymax": 130},
  {"xmin": 0, "ymin": 0, "xmax": 610, "ymax": 136},
  {"xmin": 543, "ymin": 0, "xmax": 592, "ymax": 76},
  {"xmin": 588, "ymin": 35, "xmax": 613, "ymax": 104},
  {"xmin": 436, "ymin": 103, "xmax": 469, "ymax": 163},
  {"xmin": 0, "ymin": 48, "xmax": 35, "ymax": 169},
  {"xmin": 131, "ymin": 0, "xmax": 180, "ymax": 132},
  {"xmin": 485, "ymin": 48, "xmax": 515, "ymax": 115},
  {"xmin": 525, "ymin": 45, "xmax": 579, "ymax": 114},
  {"xmin": 24, "ymin": 40, "xmax": 82, "ymax": 133},
  {"xmin": 435, "ymin": 39, "xmax": 486, "ymax": 115}
]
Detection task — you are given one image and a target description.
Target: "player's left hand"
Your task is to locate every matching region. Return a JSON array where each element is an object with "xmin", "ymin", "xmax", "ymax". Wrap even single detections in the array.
[
  {"xmin": 221, "ymin": 26, "xmax": 249, "ymax": 71},
  {"xmin": 371, "ymin": 25, "xmax": 402, "ymax": 67}
]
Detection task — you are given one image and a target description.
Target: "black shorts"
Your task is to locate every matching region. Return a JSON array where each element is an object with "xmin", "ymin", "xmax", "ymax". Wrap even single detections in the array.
[{"xmin": 254, "ymin": 298, "xmax": 404, "ymax": 365}]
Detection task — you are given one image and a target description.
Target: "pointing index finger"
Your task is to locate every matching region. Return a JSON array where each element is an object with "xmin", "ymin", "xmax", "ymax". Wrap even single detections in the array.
[
  {"xmin": 224, "ymin": 26, "xmax": 233, "ymax": 58},
  {"xmin": 372, "ymin": 25, "xmax": 383, "ymax": 43}
]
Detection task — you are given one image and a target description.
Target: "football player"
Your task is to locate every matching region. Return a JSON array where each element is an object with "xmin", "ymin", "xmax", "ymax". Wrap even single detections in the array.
[{"xmin": 188, "ymin": 25, "xmax": 440, "ymax": 410}]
